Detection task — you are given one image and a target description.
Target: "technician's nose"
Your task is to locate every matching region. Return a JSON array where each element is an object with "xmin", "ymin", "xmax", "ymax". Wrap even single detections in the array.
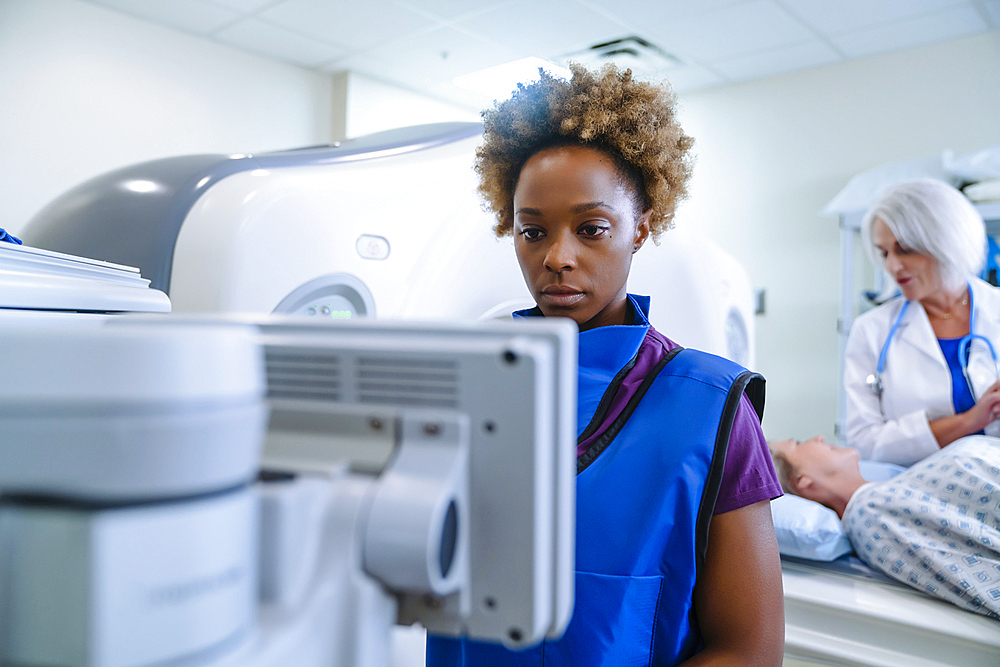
[{"xmin": 544, "ymin": 232, "xmax": 576, "ymax": 273}]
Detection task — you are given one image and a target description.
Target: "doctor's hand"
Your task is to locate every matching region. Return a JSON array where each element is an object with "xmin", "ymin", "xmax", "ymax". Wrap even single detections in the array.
[
  {"xmin": 931, "ymin": 381, "xmax": 1000, "ymax": 448},
  {"xmin": 965, "ymin": 380, "xmax": 1000, "ymax": 432}
]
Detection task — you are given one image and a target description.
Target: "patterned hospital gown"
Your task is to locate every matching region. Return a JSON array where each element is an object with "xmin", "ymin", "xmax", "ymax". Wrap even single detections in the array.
[{"xmin": 843, "ymin": 435, "xmax": 1000, "ymax": 618}]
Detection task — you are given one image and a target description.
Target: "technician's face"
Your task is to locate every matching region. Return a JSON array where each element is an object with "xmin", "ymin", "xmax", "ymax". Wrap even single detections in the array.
[
  {"xmin": 872, "ymin": 218, "xmax": 941, "ymax": 303},
  {"xmin": 512, "ymin": 145, "xmax": 650, "ymax": 331}
]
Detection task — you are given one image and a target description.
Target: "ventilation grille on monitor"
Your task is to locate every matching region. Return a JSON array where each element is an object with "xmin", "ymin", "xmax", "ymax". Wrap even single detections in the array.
[
  {"xmin": 266, "ymin": 347, "xmax": 343, "ymax": 401},
  {"xmin": 265, "ymin": 346, "xmax": 459, "ymax": 408},
  {"xmin": 356, "ymin": 357, "xmax": 458, "ymax": 408}
]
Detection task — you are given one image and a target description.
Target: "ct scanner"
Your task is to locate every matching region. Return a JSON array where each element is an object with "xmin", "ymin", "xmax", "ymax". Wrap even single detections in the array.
[{"xmin": 23, "ymin": 122, "xmax": 755, "ymax": 368}]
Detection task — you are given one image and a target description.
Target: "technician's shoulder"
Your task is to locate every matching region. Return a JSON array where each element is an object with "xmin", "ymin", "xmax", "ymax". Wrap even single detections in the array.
[
  {"xmin": 662, "ymin": 347, "xmax": 765, "ymax": 418},
  {"xmin": 665, "ymin": 347, "xmax": 752, "ymax": 385}
]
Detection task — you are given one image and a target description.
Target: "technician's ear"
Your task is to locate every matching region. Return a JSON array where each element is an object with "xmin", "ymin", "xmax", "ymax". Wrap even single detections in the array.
[{"xmin": 632, "ymin": 209, "xmax": 652, "ymax": 254}]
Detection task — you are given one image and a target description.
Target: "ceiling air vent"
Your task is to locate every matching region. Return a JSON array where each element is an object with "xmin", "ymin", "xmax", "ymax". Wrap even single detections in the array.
[{"xmin": 563, "ymin": 36, "xmax": 683, "ymax": 79}]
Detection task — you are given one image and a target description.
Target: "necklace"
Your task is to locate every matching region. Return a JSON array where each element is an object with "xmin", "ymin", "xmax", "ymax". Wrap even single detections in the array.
[{"xmin": 929, "ymin": 294, "xmax": 969, "ymax": 320}]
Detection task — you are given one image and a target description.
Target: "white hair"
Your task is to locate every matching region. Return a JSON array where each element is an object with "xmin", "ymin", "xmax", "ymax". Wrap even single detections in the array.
[{"xmin": 862, "ymin": 178, "xmax": 985, "ymax": 291}]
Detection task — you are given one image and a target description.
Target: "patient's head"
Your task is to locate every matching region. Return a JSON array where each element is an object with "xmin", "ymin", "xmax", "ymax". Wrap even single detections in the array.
[{"xmin": 768, "ymin": 437, "xmax": 864, "ymax": 513}]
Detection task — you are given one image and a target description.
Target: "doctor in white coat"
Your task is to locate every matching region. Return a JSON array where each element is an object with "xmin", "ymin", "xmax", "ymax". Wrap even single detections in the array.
[{"xmin": 845, "ymin": 179, "xmax": 1000, "ymax": 466}]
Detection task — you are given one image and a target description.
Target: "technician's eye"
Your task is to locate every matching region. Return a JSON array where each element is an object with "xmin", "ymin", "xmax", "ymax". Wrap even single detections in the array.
[
  {"xmin": 519, "ymin": 227, "xmax": 544, "ymax": 241},
  {"xmin": 579, "ymin": 224, "xmax": 608, "ymax": 238}
]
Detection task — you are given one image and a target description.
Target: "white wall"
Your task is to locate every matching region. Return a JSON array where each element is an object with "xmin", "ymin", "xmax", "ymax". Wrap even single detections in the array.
[
  {"xmin": 342, "ymin": 72, "xmax": 481, "ymax": 139},
  {"xmin": 675, "ymin": 29, "xmax": 1000, "ymax": 441},
  {"xmin": 0, "ymin": 0, "xmax": 334, "ymax": 237}
]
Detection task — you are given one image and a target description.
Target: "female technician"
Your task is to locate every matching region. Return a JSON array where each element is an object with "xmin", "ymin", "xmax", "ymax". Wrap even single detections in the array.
[
  {"xmin": 844, "ymin": 179, "xmax": 1000, "ymax": 466},
  {"xmin": 426, "ymin": 64, "xmax": 784, "ymax": 666}
]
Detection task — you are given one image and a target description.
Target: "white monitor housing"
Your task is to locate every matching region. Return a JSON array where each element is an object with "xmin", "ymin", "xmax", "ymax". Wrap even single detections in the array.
[{"xmin": 0, "ymin": 312, "xmax": 577, "ymax": 667}]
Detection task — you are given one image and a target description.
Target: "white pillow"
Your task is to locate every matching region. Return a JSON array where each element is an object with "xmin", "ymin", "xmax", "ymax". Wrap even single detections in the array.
[
  {"xmin": 771, "ymin": 460, "xmax": 905, "ymax": 561},
  {"xmin": 771, "ymin": 494, "xmax": 852, "ymax": 561}
]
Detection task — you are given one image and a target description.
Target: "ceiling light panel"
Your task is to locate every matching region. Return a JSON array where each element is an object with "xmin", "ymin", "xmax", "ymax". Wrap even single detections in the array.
[
  {"xmin": 215, "ymin": 17, "xmax": 347, "ymax": 67},
  {"xmin": 710, "ymin": 40, "xmax": 841, "ymax": 82},
  {"xmin": 643, "ymin": 1, "xmax": 814, "ymax": 63},
  {"xmin": 829, "ymin": 5, "xmax": 987, "ymax": 58},
  {"xmin": 778, "ymin": 0, "xmax": 968, "ymax": 35},
  {"xmin": 258, "ymin": 0, "xmax": 438, "ymax": 51},
  {"xmin": 87, "ymin": 0, "xmax": 239, "ymax": 35},
  {"xmin": 454, "ymin": 0, "xmax": 631, "ymax": 59}
]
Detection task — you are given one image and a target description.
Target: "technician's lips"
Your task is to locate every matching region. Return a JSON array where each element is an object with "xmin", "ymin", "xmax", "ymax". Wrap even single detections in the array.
[{"xmin": 540, "ymin": 287, "xmax": 585, "ymax": 307}]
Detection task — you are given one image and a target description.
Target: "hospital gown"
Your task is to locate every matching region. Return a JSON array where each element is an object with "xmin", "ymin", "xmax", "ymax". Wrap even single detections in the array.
[{"xmin": 843, "ymin": 435, "xmax": 1000, "ymax": 618}]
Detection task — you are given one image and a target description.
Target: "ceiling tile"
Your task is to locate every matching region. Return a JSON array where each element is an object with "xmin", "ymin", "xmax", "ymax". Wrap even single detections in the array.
[
  {"xmin": 85, "ymin": 0, "xmax": 240, "ymax": 34},
  {"xmin": 779, "ymin": 0, "xmax": 968, "ymax": 35},
  {"xmin": 643, "ymin": 1, "xmax": 815, "ymax": 63},
  {"xmin": 580, "ymin": 0, "xmax": 749, "ymax": 30},
  {"xmin": 453, "ymin": 0, "xmax": 631, "ymax": 59},
  {"xmin": 393, "ymin": 0, "xmax": 514, "ymax": 22},
  {"xmin": 378, "ymin": 26, "xmax": 522, "ymax": 85},
  {"xmin": 204, "ymin": 0, "xmax": 280, "ymax": 14},
  {"xmin": 323, "ymin": 53, "xmax": 391, "ymax": 77},
  {"xmin": 710, "ymin": 39, "xmax": 841, "ymax": 81},
  {"xmin": 258, "ymin": 0, "xmax": 439, "ymax": 51},
  {"xmin": 215, "ymin": 17, "xmax": 347, "ymax": 67},
  {"xmin": 659, "ymin": 65, "xmax": 726, "ymax": 94},
  {"xmin": 983, "ymin": 0, "xmax": 1000, "ymax": 26},
  {"xmin": 830, "ymin": 5, "xmax": 988, "ymax": 58},
  {"xmin": 324, "ymin": 51, "xmax": 427, "ymax": 88}
]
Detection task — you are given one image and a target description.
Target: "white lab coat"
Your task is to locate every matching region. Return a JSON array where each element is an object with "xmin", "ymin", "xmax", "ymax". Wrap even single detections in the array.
[{"xmin": 844, "ymin": 277, "xmax": 1000, "ymax": 466}]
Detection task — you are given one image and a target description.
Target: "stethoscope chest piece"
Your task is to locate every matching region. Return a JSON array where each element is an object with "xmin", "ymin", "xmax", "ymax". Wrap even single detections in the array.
[{"xmin": 866, "ymin": 373, "xmax": 883, "ymax": 397}]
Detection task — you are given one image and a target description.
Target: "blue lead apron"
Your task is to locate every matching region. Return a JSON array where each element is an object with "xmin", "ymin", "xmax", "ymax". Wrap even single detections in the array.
[{"xmin": 427, "ymin": 295, "xmax": 764, "ymax": 666}]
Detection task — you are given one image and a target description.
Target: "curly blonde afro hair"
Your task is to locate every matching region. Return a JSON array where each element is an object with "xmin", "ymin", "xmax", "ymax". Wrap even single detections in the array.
[{"xmin": 476, "ymin": 62, "xmax": 694, "ymax": 240}]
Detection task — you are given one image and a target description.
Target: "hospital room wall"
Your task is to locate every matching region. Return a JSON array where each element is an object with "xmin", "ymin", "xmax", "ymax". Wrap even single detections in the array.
[
  {"xmin": 0, "ymin": 0, "xmax": 334, "ymax": 237},
  {"xmin": 675, "ymin": 29, "xmax": 1000, "ymax": 443},
  {"xmin": 340, "ymin": 72, "xmax": 481, "ymax": 139}
]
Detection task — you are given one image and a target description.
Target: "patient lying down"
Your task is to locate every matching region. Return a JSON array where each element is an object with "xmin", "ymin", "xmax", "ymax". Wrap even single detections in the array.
[{"xmin": 769, "ymin": 435, "xmax": 1000, "ymax": 619}]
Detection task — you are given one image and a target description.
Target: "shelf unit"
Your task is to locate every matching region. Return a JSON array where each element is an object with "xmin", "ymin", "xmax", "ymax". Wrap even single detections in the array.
[{"xmin": 834, "ymin": 200, "xmax": 1000, "ymax": 445}]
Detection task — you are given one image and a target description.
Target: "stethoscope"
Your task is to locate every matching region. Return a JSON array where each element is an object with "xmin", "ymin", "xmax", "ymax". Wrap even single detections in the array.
[{"xmin": 866, "ymin": 284, "xmax": 1000, "ymax": 398}]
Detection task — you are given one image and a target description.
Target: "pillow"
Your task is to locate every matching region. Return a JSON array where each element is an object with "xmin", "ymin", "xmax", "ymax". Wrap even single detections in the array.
[
  {"xmin": 771, "ymin": 458, "xmax": 906, "ymax": 561},
  {"xmin": 771, "ymin": 494, "xmax": 852, "ymax": 561}
]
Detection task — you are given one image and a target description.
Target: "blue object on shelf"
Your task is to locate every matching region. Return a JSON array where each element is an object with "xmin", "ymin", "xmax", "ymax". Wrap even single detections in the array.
[
  {"xmin": 0, "ymin": 228, "xmax": 22, "ymax": 245},
  {"xmin": 983, "ymin": 236, "xmax": 1000, "ymax": 286}
]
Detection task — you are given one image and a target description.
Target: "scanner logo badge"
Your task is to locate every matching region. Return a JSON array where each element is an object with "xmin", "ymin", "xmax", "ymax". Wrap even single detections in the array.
[
  {"xmin": 357, "ymin": 235, "xmax": 390, "ymax": 260},
  {"xmin": 147, "ymin": 565, "xmax": 246, "ymax": 607}
]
